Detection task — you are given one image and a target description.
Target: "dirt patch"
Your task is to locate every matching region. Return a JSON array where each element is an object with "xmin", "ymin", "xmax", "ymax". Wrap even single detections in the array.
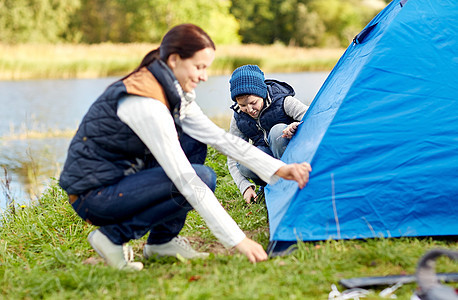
[
  {"xmin": 187, "ymin": 236, "xmax": 235, "ymax": 255},
  {"xmin": 187, "ymin": 227, "xmax": 269, "ymax": 255},
  {"xmin": 244, "ymin": 227, "xmax": 269, "ymax": 239},
  {"xmin": 83, "ymin": 256, "xmax": 104, "ymax": 265},
  {"xmin": 84, "ymin": 227, "xmax": 270, "ymax": 263}
]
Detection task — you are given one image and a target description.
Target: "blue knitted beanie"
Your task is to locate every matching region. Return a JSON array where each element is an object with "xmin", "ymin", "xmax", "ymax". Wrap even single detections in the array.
[{"xmin": 230, "ymin": 65, "xmax": 267, "ymax": 101}]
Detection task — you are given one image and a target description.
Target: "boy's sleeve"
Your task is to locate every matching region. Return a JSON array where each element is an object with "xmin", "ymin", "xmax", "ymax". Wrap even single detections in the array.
[
  {"xmin": 284, "ymin": 96, "xmax": 309, "ymax": 121},
  {"xmin": 227, "ymin": 116, "xmax": 256, "ymax": 195}
]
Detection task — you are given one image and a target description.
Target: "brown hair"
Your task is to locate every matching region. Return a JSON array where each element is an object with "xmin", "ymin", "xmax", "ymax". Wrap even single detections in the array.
[{"xmin": 131, "ymin": 24, "xmax": 215, "ymax": 75}]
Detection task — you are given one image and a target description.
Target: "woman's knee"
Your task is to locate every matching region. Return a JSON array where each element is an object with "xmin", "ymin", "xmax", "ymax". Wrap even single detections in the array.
[
  {"xmin": 180, "ymin": 133, "xmax": 208, "ymax": 164},
  {"xmin": 193, "ymin": 164, "xmax": 216, "ymax": 191}
]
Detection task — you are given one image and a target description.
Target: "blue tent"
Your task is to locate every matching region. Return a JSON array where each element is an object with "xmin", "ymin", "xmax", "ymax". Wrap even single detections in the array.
[{"xmin": 266, "ymin": 0, "xmax": 458, "ymax": 255}]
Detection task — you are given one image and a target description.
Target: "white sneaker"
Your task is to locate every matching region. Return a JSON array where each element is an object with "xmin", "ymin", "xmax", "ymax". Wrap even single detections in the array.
[
  {"xmin": 144, "ymin": 236, "xmax": 209, "ymax": 259},
  {"xmin": 88, "ymin": 230, "xmax": 143, "ymax": 271}
]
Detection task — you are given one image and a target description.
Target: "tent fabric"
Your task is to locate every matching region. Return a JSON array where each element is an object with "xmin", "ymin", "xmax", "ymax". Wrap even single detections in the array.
[{"xmin": 266, "ymin": 0, "xmax": 458, "ymax": 253}]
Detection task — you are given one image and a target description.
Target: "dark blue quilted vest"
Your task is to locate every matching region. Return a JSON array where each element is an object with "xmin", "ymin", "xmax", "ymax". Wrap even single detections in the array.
[
  {"xmin": 59, "ymin": 60, "xmax": 182, "ymax": 195},
  {"xmin": 230, "ymin": 80, "xmax": 296, "ymax": 147}
]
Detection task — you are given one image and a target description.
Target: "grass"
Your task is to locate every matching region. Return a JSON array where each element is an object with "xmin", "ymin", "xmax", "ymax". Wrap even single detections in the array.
[
  {"xmin": 0, "ymin": 148, "xmax": 456, "ymax": 299},
  {"xmin": 0, "ymin": 43, "xmax": 344, "ymax": 80}
]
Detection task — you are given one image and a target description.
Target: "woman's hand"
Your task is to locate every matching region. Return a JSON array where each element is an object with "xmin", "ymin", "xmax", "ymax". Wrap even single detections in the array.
[
  {"xmin": 282, "ymin": 121, "xmax": 302, "ymax": 139},
  {"xmin": 235, "ymin": 237, "xmax": 268, "ymax": 263},
  {"xmin": 275, "ymin": 162, "xmax": 312, "ymax": 189},
  {"xmin": 243, "ymin": 186, "xmax": 257, "ymax": 203}
]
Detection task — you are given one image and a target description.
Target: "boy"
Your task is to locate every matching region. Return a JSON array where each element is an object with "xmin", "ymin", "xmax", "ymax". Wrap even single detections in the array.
[{"xmin": 228, "ymin": 65, "xmax": 309, "ymax": 203}]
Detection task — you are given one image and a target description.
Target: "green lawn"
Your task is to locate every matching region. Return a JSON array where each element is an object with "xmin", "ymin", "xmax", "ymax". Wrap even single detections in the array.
[{"xmin": 0, "ymin": 148, "xmax": 456, "ymax": 299}]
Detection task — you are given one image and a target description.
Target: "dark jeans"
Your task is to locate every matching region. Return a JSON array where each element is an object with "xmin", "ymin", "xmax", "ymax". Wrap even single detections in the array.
[
  {"xmin": 71, "ymin": 133, "xmax": 215, "ymax": 245},
  {"xmin": 237, "ymin": 123, "xmax": 289, "ymax": 186}
]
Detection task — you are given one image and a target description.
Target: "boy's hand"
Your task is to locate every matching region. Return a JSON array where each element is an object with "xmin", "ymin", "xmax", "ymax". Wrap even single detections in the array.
[
  {"xmin": 243, "ymin": 186, "xmax": 257, "ymax": 203},
  {"xmin": 282, "ymin": 121, "xmax": 302, "ymax": 139}
]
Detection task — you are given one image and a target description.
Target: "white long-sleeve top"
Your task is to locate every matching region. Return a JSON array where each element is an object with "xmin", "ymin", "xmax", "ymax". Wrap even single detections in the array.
[
  {"xmin": 227, "ymin": 96, "xmax": 309, "ymax": 195},
  {"xmin": 117, "ymin": 92, "xmax": 285, "ymax": 248}
]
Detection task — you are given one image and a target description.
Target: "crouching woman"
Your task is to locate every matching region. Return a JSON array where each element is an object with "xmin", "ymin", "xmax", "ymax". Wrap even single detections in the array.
[{"xmin": 59, "ymin": 23, "xmax": 311, "ymax": 270}]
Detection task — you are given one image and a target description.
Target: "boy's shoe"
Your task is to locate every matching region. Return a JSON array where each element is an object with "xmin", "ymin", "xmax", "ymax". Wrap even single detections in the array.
[
  {"xmin": 88, "ymin": 230, "xmax": 143, "ymax": 271},
  {"xmin": 143, "ymin": 236, "xmax": 209, "ymax": 259}
]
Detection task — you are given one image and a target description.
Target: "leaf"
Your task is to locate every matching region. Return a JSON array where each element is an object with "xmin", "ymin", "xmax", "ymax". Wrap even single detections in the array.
[{"xmin": 188, "ymin": 275, "xmax": 201, "ymax": 282}]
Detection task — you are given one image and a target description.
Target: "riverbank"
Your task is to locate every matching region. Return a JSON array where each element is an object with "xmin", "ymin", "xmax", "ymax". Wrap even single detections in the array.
[
  {"xmin": 0, "ymin": 43, "xmax": 344, "ymax": 80},
  {"xmin": 1, "ymin": 147, "xmax": 456, "ymax": 299}
]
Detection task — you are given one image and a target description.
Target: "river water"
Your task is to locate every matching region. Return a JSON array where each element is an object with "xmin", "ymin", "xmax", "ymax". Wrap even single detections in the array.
[{"xmin": 0, "ymin": 71, "xmax": 329, "ymax": 209}]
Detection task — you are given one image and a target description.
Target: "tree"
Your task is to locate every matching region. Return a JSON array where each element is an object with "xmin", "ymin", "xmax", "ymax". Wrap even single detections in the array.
[
  {"xmin": 146, "ymin": 0, "xmax": 240, "ymax": 45},
  {"xmin": 0, "ymin": 0, "xmax": 81, "ymax": 43},
  {"xmin": 230, "ymin": 0, "xmax": 275, "ymax": 44},
  {"xmin": 73, "ymin": 0, "xmax": 240, "ymax": 44},
  {"xmin": 0, "ymin": 0, "xmax": 383, "ymax": 47},
  {"xmin": 307, "ymin": 0, "xmax": 381, "ymax": 47},
  {"xmin": 270, "ymin": 0, "xmax": 299, "ymax": 45},
  {"xmin": 294, "ymin": 3, "xmax": 326, "ymax": 47},
  {"xmin": 231, "ymin": 0, "xmax": 382, "ymax": 47}
]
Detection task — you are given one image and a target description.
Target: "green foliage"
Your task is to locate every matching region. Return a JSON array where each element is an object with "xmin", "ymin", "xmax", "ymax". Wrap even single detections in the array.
[
  {"xmin": 203, "ymin": 0, "xmax": 241, "ymax": 45},
  {"xmin": 294, "ymin": 3, "xmax": 326, "ymax": 47},
  {"xmin": 0, "ymin": 0, "xmax": 81, "ymax": 43},
  {"xmin": 0, "ymin": 0, "xmax": 385, "ymax": 47},
  {"xmin": 231, "ymin": 0, "xmax": 275, "ymax": 44},
  {"xmin": 72, "ymin": 0, "xmax": 240, "ymax": 44},
  {"xmin": 230, "ymin": 0, "xmax": 383, "ymax": 47},
  {"xmin": 146, "ymin": 0, "xmax": 241, "ymax": 45},
  {"xmin": 307, "ymin": 0, "xmax": 379, "ymax": 47}
]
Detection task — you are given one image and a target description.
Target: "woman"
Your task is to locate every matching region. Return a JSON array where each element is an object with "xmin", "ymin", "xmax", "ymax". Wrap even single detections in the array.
[{"xmin": 59, "ymin": 24, "xmax": 312, "ymax": 270}]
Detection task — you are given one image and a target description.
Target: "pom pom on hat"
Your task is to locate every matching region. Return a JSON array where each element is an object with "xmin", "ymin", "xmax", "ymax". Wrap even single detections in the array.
[{"xmin": 230, "ymin": 65, "xmax": 267, "ymax": 101}]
